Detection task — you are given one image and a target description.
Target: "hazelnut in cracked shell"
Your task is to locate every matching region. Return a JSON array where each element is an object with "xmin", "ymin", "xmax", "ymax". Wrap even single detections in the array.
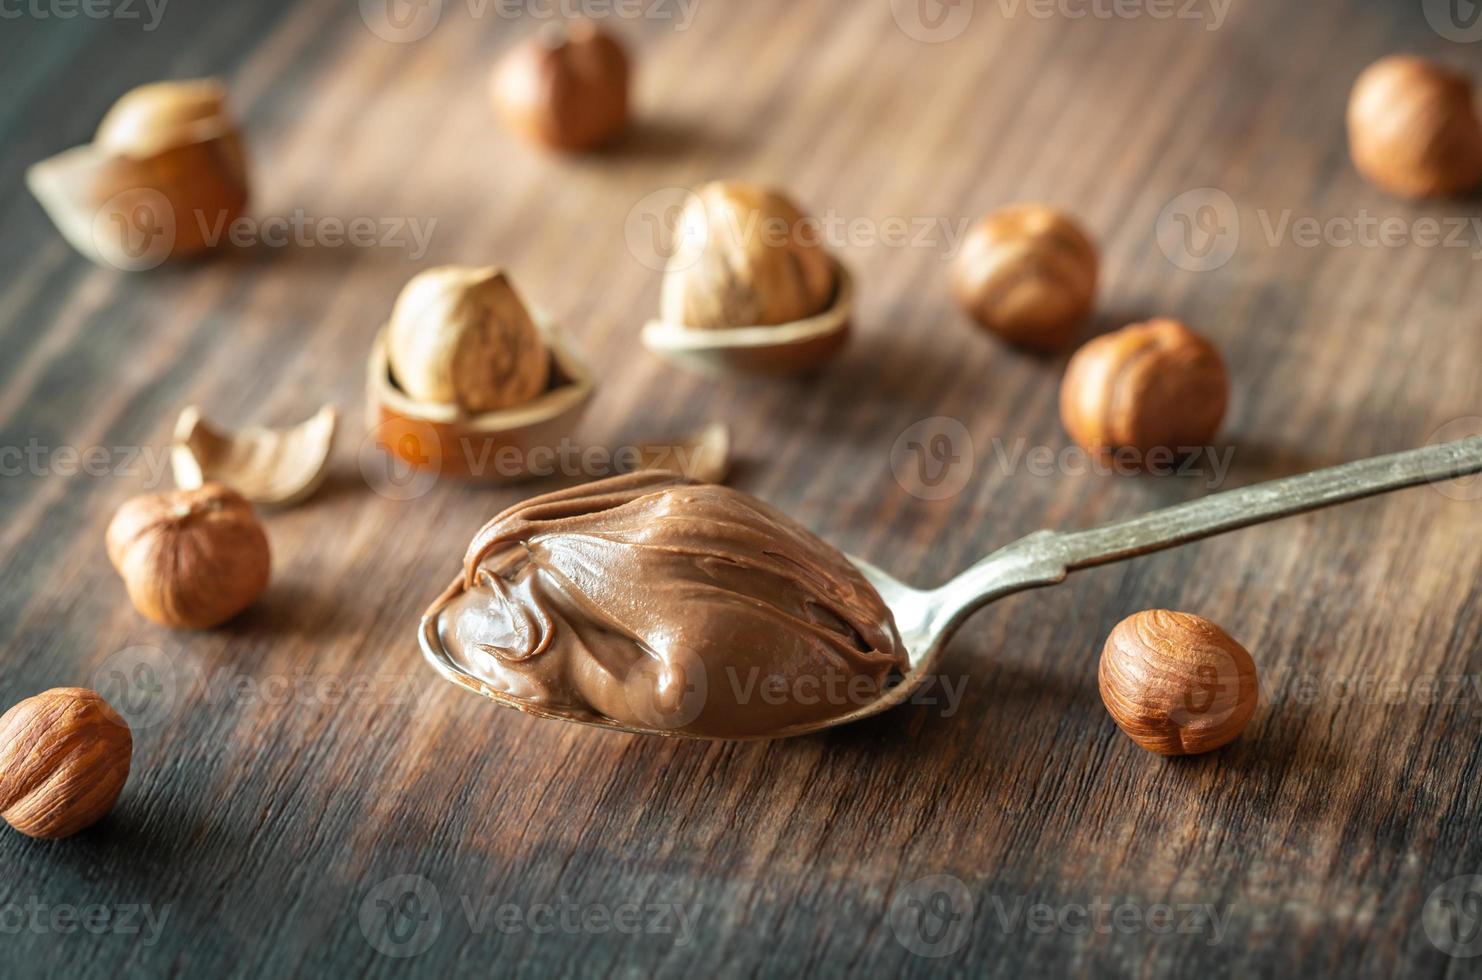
[
  {"xmin": 661, "ymin": 181, "xmax": 836, "ymax": 329},
  {"xmin": 431, "ymin": 472, "xmax": 908, "ymax": 738}
]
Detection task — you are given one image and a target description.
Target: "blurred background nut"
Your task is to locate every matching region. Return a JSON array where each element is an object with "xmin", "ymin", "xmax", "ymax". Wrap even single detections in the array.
[
  {"xmin": 951, "ymin": 204, "xmax": 1098, "ymax": 352},
  {"xmin": 660, "ymin": 180, "xmax": 836, "ymax": 330},
  {"xmin": 1347, "ymin": 55, "xmax": 1482, "ymax": 199},
  {"xmin": 492, "ymin": 20, "xmax": 630, "ymax": 152},
  {"xmin": 27, "ymin": 78, "xmax": 250, "ymax": 267},
  {"xmin": 0, "ymin": 688, "xmax": 132, "ymax": 839},
  {"xmin": 387, "ymin": 266, "xmax": 551, "ymax": 414},
  {"xmin": 1059, "ymin": 318, "xmax": 1228, "ymax": 460},
  {"xmin": 1098, "ymin": 610, "xmax": 1258, "ymax": 756},
  {"xmin": 106, "ymin": 483, "xmax": 271, "ymax": 629}
]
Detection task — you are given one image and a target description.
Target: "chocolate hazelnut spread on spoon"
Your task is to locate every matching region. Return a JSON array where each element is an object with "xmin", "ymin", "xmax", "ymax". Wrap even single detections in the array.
[{"xmin": 430, "ymin": 472, "xmax": 908, "ymax": 738}]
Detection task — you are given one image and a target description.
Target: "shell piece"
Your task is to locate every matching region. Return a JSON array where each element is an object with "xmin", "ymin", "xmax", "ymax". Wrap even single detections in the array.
[
  {"xmin": 172, "ymin": 405, "xmax": 338, "ymax": 508},
  {"xmin": 632, "ymin": 423, "xmax": 731, "ymax": 484},
  {"xmin": 641, "ymin": 261, "xmax": 853, "ymax": 376}
]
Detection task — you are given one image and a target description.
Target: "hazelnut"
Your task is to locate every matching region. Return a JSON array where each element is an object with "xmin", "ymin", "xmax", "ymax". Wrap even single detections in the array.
[
  {"xmin": 27, "ymin": 78, "xmax": 250, "ymax": 267},
  {"xmin": 1098, "ymin": 610, "xmax": 1258, "ymax": 756},
  {"xmin": 492, "ymin": 20, "xmax": 630, "ymax": 152},
  {"xmin": 106, "ymin": 483, "xmax": 270, "ymax": 629},
  {"xmin": 0, "ymin": 688, "xmax": 132, "ymax": 838},
  {"xmin": 951, "ymin": 204, "xmax": 1098, "ymax": 352},
  {"xmin": 95, "ymin": 78, "xmax": 242, "ymax": 160},
  {"xmin": 1347, "ymin": 55, "xmax": 1482, "ymax": 198},
  {"xmin": 1059, "ymin": 318, "xmax": 1228, "ymax": 460},
  {"xmin": 387, "ymin": 266, "xmax": 551, "ymax": 414},
  {"xmin": 660, "ymin": 180, "xmax": 836, "ymax": 330}
]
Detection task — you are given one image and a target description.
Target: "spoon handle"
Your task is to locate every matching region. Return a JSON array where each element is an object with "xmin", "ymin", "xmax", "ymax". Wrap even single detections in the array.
[
  {"xmin": 933, "ymin": 437, "xmax": 1482, "ymax": 633},
  {"xmin": 1052, "ymin": 436, "xmax": 1482, "ymax": 571}
]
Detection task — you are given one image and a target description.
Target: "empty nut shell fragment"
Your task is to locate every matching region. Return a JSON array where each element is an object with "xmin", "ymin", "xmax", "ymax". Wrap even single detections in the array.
[{"xmin": 1059, "ymin": 319, "xmax": 1228, "ymax": 461}]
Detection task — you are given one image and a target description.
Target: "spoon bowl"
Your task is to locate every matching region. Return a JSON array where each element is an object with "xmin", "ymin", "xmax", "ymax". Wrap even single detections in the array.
[{"xmin": 420, "ymin": 437, "xmax": 1482, "ymax": 739}]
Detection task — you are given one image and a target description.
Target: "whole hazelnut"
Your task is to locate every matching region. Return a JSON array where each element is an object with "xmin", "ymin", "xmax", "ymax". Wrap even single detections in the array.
[
  {"xmin": 1347, "ymin": 55, "xmax": 1482, "ymax": 198},
  {"xmin": 1098, "ymin": 610, "xmax": 1258, "ymax": 756},
  {"xmin": 492, "ymin": 20, "xmax": 630, "ymax": 152},
  {"xmin": 387, "ymin": 266, "xmax": 551, "ymax": 414},
  {"xmin": 1059, "ymin": 318, "xmax": 1228, "ymax": 460},
  {"xmin": 951, "ymin": 204, "xmax": 1098, "ymax": 352},
  {"xmin": 0, "ymin": 688, "xmax": 132, "ymax": 838},
  {"xmin": 660, "ymin": 180, "xmax": 836, "ymax": 330},
  {"xmin": 106, "ymin": 483, "xmax": 270, "ymax": 629}
]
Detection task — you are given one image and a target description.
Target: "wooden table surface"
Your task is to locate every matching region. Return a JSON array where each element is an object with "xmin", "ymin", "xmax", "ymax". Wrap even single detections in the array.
[{"xmin": 4, "ymin": 0, "xmax": 1482, "ymax": 976}]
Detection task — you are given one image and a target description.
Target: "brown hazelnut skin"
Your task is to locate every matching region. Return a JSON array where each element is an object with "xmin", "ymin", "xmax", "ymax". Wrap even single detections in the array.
[
  {"xmin": 0, "ymin": 688, "xmax": 132, "ymax": 839},
  {"xmin": 1059, "ymin": 319, "xmax": 1228, "ymax": 460},
  {"xmin": 951, "ymin": 205, "xmax": 1098, "ymax": 352},
  {"xmin": 1347, "ymin": 55, "xmax": 1482, "ymax": 199},
  {"xmin": 106, "ymin": 483, "xmax": 270, "ymax": 629},
  {"xmin": 660, "ymin": 180, "xmax": 837, "ymax": 329},
  {"xmin": 1098, "ymin": 610, "xmax": 1258, "ymax": 756},
  {"xmin": 492, "ymin": 20, "xmax": 630, "ymax": 152}
]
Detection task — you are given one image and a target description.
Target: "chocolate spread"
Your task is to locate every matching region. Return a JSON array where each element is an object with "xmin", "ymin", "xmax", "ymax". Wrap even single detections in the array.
[{"xmin": 429, "ymin": 472, "xmax": 908, "ymax": 738}]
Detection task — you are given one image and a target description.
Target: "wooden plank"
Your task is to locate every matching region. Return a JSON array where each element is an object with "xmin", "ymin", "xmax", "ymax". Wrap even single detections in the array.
[{"xmin": 1, "ymin": 0, "xmax": 1480, "ymax": 976}]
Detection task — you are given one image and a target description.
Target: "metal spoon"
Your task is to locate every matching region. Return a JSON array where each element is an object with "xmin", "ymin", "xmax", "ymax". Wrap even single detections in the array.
[{"xmin": 420, "ymin": 437, "xmax": 1482, "ymax": 739}]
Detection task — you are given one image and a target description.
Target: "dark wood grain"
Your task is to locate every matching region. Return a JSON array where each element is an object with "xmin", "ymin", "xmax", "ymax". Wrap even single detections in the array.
[{"xmin": 3, "ymin": 0, "xmax": 1482, "ymax": 977}]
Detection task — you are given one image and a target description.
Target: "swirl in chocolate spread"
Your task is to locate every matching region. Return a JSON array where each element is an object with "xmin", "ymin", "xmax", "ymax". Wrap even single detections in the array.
[{"xmin": 430, "ymin": 471, "xmax": 908, "ymax": 737}]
